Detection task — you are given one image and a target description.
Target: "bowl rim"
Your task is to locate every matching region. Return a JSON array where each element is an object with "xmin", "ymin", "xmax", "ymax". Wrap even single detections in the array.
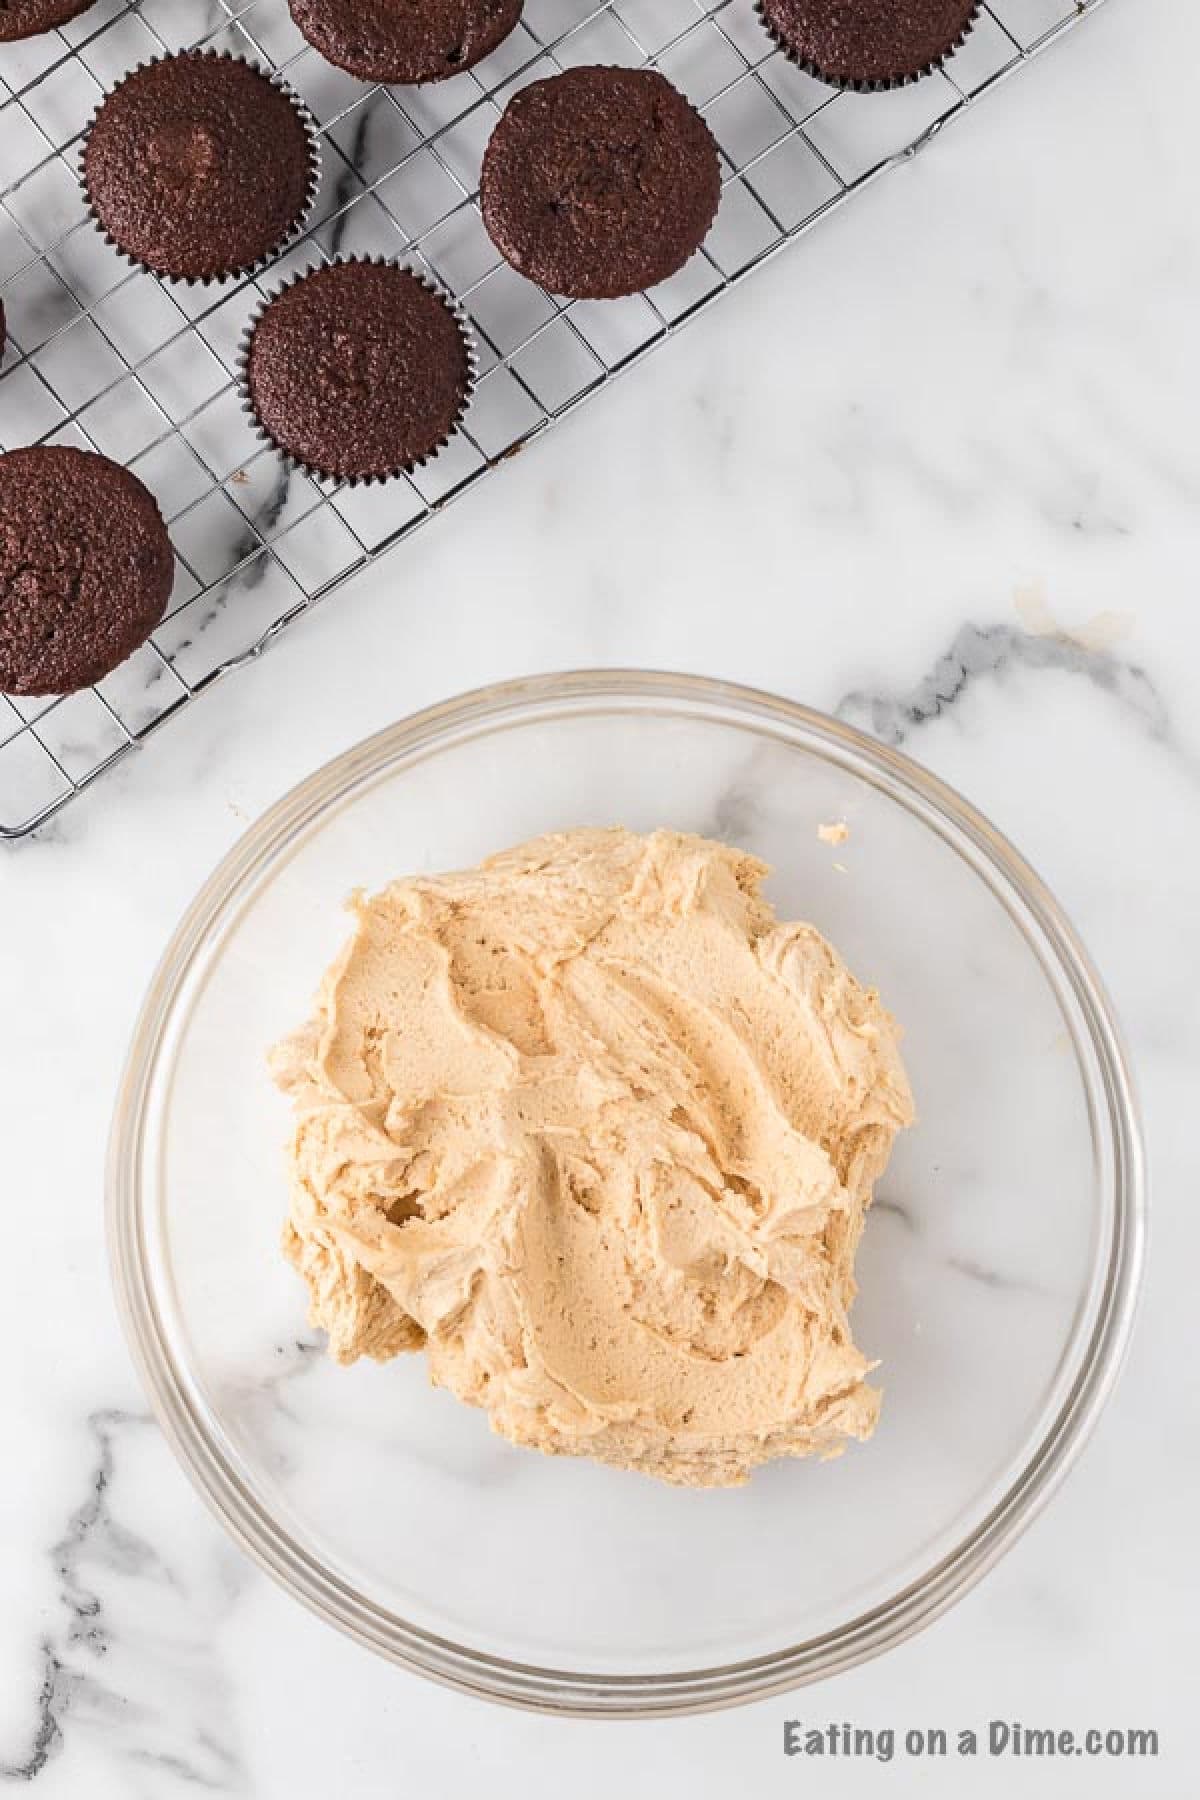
[{"xmin": 106, "ymin": 668, "xmax": 1146, "ymax": 1717}]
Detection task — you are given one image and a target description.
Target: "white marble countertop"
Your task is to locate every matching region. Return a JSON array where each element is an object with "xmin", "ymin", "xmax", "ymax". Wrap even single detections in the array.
[{"xmin": 2, "ymin": 0, "xmax": 1198, "ymax": 1791}]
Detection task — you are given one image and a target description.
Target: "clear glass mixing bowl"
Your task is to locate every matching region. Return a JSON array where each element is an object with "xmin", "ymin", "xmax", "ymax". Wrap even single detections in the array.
[{"xmin": 107, "ymin": 671, "xmax": 1144, "ymax": 1715}]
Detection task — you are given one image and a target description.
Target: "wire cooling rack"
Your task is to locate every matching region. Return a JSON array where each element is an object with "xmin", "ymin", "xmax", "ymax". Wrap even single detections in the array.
[{"xmin": 1, "ymin": 0, "xmax": 1109, "ymax": 839}]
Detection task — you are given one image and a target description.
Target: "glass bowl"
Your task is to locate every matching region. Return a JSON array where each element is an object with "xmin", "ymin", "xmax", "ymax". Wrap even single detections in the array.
[{"xmin": 107, "ymin": 671, "xmax": 1144, "ymax": 1716}]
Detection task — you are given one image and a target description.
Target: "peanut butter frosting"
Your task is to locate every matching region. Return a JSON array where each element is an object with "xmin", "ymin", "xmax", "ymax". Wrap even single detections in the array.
[{"xmin": 270, "ymin": 828, "xmax": 914, "ymax": 1487}]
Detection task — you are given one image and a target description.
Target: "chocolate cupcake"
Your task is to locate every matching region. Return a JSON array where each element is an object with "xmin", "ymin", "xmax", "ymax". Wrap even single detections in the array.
[
  {"xmin": 82, "ymin": 51, "xmax": 319, "ymax": 284},
  {"xmin": 757, "ymin": 0, "xmax": 980, "ymax": 90},
  {"xmin": 0, "ymin": 447, "xmax": 174, "ymax": 698},
  {"xmin": 480, "ymin": 67, "xmax": 722, "ymax": 300},
  {"xmin": 288, "ymin": 0, "xmax": 523, "ymax": 84},
  {"xmin": 239, "ymin": 258, "xmax": 475, "ymax": 484},
  {"xmin": 0, "ymin": 0, "xmax": 96, "ymax": 40}
]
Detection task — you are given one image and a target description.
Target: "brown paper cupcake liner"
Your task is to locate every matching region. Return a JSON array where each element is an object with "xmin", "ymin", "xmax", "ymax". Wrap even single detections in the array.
[
  {"xmin": 79, "ymin": 49, "xmax": 322, "ymax": 288},
  {"xmin": 234, "ymin": 254, "xmax": 480, "ymax": 488},
  {"xmin": 753, "ymin": 0, "xmax": 982, "ymax": 94}
]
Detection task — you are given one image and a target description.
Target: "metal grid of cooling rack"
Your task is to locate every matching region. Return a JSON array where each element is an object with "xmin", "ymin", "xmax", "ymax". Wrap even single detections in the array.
[{"xmin": 0, "ymin": 0, "xmax": 1109, "ymax": 840}]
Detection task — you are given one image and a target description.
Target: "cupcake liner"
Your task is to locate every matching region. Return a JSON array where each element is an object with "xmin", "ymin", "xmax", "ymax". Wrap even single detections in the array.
[
  {"xmin": 78, "ymin": 49, "xmax": 323, "ymax": 288},
  {"xmin": 235, "ymin": 254, "xmax": 480, "ymax": 488},
  {"xmin": 753, "ymin": 0, "xmax": 982, "ymax": 94}
]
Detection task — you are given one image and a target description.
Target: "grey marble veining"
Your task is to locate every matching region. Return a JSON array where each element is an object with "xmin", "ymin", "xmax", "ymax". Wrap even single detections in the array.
[
  {"xmin": 0, "ymin": 0, "xmax": 1128, "ymax": 840},
  {"xmin": 1, "ymin": 0, "xmax": 1197, "ymax": 1791},
  {"xmin": 836, "ymin": 621, "xmax": 1180, "ymax": 764},
  {"xmin": 1, "ymin": 1413, "xmax": 248, "ymax": 1793}
]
